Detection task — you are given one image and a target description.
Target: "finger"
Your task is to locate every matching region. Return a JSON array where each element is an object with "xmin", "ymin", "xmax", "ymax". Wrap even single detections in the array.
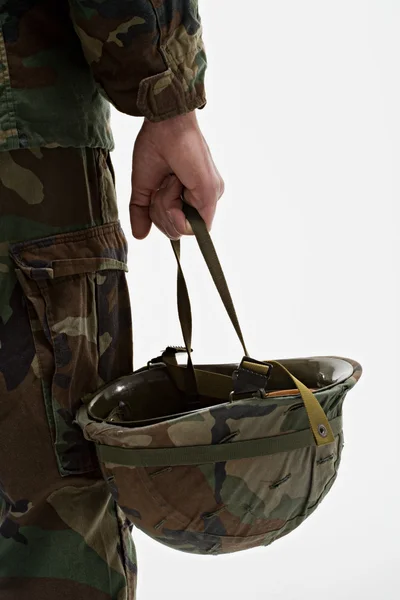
[
  {"xmin": 129, "ymin": 201, "xmax": 152, "ymax": 240},
  {"xmin": 130, "ymin": 170, "xmax": 175, "ymax": 239},
  {"xmin": 130, "ymin": 138, "xmax": 170, "ymax": 239},
  {"xmin": 157, "ymin": 134, "xmax": 224, "ymax": 232},
  {"xmin": 166, "ymin": 206, "xmax": 193, "ymax": 237},
  {"xmin": 158, "ymin": 175, "xmax": 194, "ymax": 237},
  {"xmin": 149, "ymin": 176, "xmax": 185, "ymax": 239},
  {"xmin": 181, "ymin": 180, "xmax": 219, "ymax": 232},
  {"xmin": 151, "ymin": 173, "xmax": 222, "ymax": 238},
  {"xmin": 151, "ymin": 204, "xmax": 182, "ymax": 240}
]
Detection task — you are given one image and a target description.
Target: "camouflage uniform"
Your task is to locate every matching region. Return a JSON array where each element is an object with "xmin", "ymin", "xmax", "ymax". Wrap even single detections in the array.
[{"xmin": 0, "ymin": 1, "xmax": 207, "ymax": 598}]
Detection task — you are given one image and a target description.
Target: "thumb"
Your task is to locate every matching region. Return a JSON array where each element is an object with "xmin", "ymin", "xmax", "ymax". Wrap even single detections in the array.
[{"xmin": 166, "ymin": 205, "xmax": 193, "ymax": 237}]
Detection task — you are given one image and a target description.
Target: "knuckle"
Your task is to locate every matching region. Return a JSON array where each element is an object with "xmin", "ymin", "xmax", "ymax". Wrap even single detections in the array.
[{"xmin": 199, "ymin": 177, "xmax": 220, "ymax": 199}]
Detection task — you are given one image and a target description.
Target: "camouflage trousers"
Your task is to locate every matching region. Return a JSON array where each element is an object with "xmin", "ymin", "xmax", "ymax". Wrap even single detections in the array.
[{"xmin": 0, "ymin": 147, "xmax": 137, "ymax": 599}]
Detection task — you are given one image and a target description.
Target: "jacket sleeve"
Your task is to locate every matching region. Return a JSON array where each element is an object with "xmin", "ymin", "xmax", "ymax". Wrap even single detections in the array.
[{"xmin": 67, "ymin": 0, "xmax": 207, "ymax": 122}]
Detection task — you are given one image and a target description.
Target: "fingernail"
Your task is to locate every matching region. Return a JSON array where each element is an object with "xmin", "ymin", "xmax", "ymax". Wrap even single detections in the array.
[
  {"xmin": 166, "ymin": 210, "xmax": 175, "ymax": 226},
  {"xmin": 166, "ymin": 211, "xmax": 180, "ymax": 235},
  {"xmin": 185, "ymin": 219, "xmax": 193, "ymax": 235}
]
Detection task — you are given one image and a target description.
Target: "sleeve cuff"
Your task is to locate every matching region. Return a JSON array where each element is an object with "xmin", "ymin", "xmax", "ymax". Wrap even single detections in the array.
[{"xmin": 136, "ymin": 67, "xmax": 206, "ymax": 122}]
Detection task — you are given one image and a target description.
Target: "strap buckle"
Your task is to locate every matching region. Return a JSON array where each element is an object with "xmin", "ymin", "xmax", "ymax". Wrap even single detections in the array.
[
  {"xmin": 230, "ymin": 357, "xmax": 273, "ymax": 402},
  {"xmin": 147, "ymin": 346, "xmax": 192, "ymax": 368}
]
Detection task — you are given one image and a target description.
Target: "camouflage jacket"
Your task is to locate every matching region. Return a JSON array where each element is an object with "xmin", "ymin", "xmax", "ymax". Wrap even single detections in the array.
[{"xmin": 0, "ymin": 1, "xmax": 207, "ymax": 152}]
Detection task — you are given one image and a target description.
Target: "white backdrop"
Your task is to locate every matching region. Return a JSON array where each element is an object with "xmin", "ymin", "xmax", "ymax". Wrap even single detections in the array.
[{"xmin": 110, "ymin": 2, "xmax": 399, "ymax": 598}]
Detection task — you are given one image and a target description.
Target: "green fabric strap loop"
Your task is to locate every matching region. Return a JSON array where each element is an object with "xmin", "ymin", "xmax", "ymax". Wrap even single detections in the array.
[{"xmin": 96, "ymin": 416, "xmax": 342, "ymax": 468}]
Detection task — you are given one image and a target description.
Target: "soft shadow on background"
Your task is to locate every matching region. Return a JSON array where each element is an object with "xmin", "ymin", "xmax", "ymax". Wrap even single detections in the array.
[{"xmin": 110, "ymin": 2, "xmax": 399, "ymax": 598}]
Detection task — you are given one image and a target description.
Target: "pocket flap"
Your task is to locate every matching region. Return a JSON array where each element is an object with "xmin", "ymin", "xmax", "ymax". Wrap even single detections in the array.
[{"xmin": 9, "ymin": 222, "xmax": 128, "ymax": 280}]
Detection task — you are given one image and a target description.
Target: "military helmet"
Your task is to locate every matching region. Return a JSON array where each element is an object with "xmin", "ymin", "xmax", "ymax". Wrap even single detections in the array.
[{"xmin": 76, "ymin": 203, "xmax": 362, "ymax": 555}]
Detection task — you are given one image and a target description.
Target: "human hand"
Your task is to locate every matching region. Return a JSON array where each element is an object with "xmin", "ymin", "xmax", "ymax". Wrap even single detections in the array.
[{"xmin": 130, "ymin": 111, "xmax": 224, "ymax": 240}]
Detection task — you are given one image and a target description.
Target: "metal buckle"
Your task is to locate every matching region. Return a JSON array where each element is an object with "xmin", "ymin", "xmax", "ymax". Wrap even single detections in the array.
[
  {"xmin": 147, "ymin": 346, "xmax": 192, "ymax": 369},
  {"xmin": 231, "ymin": 357, "xmax": 273, "ymax": 401},
  {"xmin": 229, "ymin": 387, "xmax": 269, "ymax": 403}
]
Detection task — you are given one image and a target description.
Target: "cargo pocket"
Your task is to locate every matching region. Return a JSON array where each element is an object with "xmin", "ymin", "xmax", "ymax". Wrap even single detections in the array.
[{"xmin": 9, "ymin": 222, "xmax": 133, "ymax": 477}]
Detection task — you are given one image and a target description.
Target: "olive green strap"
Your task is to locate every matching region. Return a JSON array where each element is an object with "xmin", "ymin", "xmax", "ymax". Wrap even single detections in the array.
[
  {"xmin": 175, "ymin": 202, "xmax": 249, "ymax": 357},
  {"xmin": 170, "ymin": 240, "xmax": 198, "ymax": 396},
  {"xmin": 96, "ymin": 416, "xmax": 342, "ymax": 467},
  {"xmin": 164, "ymin": 362, "xmax": 233, "ymax": 399},
  {"xmin": 265, "ymin": 360, "xmax": 335, "ymax": 445}
]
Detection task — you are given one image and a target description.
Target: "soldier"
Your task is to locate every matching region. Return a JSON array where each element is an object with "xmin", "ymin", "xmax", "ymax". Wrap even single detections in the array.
[{"xmin": 0, "ymin": 2, "xmax": 224, "ymax": 598}]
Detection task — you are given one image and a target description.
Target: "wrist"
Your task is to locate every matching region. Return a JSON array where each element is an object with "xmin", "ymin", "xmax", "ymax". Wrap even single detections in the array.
[{"xmin": 144, "ymin": 110, "xmax": 199, "ymax": 133}]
